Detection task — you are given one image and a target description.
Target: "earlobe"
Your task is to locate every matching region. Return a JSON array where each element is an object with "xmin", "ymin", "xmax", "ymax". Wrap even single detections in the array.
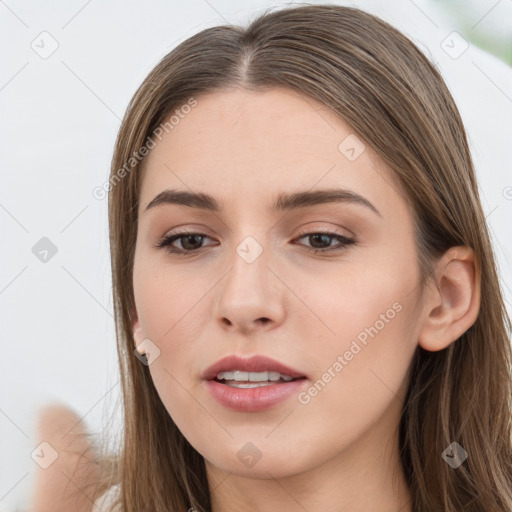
[{"xmin": 418, "ymin": 246, "xmax": 481, "ymax": 352}]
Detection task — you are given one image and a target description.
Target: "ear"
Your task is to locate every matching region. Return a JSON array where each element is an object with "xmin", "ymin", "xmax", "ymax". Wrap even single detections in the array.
[
  {"xmin": 132, "ymin": 317, "xmax": 145, "ymax": 353},
  {"xmin": 418, "ymin": 246, "xmax": 481, "ymax": 352}
]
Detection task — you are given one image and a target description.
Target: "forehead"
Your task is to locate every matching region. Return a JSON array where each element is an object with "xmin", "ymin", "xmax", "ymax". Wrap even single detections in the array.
[{"xmin": 138, "ymin": 87, "xmax": 405, "ymax": 217}]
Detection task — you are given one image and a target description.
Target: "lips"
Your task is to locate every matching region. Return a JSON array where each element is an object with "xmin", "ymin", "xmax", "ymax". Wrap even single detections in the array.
[
  {"xmin": 200, "ymin": 354, "xmax": 307, "ymax": 381},
  {"xmin": 201, "ymin": 354, "xmax": 308, "ymax": 412}
]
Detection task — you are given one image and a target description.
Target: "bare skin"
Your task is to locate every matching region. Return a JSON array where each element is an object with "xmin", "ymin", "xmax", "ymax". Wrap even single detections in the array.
[
  {"xmin": 131, "ymin": 87, "xmax": 481, "ymax": 512},
  {"xmin": 28, "ymin": 404, "xmax": 100, "ymax": 512}
]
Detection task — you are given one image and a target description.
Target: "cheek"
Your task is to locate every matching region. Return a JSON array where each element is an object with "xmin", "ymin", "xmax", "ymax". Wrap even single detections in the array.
[
  {"xmin": 291, "ymin": 294, "xmax": 416, "ymax": 459},
  {"xmin": 292, "ymin": 253, "xmax": 418, "ymax": 419},
  {"xmin": 132, "ymin": 254, "xmax": 210, "ymax": 405},
  {"xmin": 133, "ymin": 253, "xmax": 211, "ymax": 343},
  {"xmin": 296, "ymin": 248, "xmax": 417, "ymax": 350},
  {"xmin": 132, "ymin": 261, "xmax": 204, "ymax": 434}
]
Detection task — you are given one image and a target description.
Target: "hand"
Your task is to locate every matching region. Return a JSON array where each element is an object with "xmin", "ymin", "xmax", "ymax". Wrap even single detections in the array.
[{"xmin": 28, "ymin": 403, "xmax": 100, "ymax": 512}]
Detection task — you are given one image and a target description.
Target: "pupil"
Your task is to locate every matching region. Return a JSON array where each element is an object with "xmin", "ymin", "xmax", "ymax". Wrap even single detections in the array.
[
  {"xmin": 310, "ymin": 234, "xmax": 330, "ymax": 248},
  {"xmin": 183, "ymin": 234, "xmax": 203, "ymax": 250}
]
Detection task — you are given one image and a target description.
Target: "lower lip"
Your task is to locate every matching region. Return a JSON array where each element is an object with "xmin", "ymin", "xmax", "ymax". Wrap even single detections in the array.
[{"xmin": 204, "ymin": 379, "xmax": 307, "ymax": 412}]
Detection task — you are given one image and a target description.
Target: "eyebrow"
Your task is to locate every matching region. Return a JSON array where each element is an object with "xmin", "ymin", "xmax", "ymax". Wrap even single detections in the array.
[{"xmin": 144, "ymin": 188, "xmax": 382, "ymax": 217}]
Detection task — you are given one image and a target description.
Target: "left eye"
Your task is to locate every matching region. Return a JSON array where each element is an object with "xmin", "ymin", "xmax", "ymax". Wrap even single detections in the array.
[
  {"xmin": 155, "ymin": 231, "xmax": 355, "ymax": 255},
  {"xmin": 295, "ymin": 232, "xmax": 355, "ymax": 253}
]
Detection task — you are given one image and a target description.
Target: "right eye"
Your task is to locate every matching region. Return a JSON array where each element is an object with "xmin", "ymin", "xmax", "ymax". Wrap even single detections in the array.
[{"xmin": 155, "ymin": 232, "xmax": 216, "ymax": 255}]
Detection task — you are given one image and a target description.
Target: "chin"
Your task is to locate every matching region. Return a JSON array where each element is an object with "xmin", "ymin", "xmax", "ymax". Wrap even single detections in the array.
[{"xmin": 200, "ymin": 439, "xmax": 309, "ymax": 479}]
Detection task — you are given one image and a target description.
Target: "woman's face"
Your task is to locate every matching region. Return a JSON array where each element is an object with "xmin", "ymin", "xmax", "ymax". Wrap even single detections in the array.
[{"xmin": 133, "ymin": 87, "xmax": 423, "ymax": 479}]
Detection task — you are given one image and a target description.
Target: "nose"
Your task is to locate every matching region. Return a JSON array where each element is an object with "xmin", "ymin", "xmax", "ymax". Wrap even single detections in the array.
[{"xmin": 214, "ymin": 244, "xmax": 286, "ymax": 335}]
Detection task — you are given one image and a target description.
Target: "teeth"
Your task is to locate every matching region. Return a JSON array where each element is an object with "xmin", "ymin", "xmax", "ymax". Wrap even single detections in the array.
[{"xmin": 216, "ymin": 370, "xmax": 295, "ymax": 382}]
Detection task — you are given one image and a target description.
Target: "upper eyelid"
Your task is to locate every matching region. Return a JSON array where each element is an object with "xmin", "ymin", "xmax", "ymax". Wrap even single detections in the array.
[
  {"xmin": 162, "ymin": 227, "xmax": 351, "ymax": 240},
  {"xmin": 162, "ymin": 220, "xmax": 353, "ymax": 236}
]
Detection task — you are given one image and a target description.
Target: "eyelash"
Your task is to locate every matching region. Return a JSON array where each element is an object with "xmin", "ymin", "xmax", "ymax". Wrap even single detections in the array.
[{"xmin": 155, "ymin": 229, "xmax": 356, "ymax": 256}]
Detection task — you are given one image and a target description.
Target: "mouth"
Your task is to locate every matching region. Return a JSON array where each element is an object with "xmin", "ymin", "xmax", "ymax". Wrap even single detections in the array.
[{"xmin": 201, "ymin": 354, "xmax": 308, "ymax": 412}]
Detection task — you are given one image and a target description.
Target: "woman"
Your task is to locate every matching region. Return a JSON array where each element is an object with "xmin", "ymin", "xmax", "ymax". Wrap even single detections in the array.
[{"xmin": 30, "ymin": 4, "xmax": 512, "ymax": 511}]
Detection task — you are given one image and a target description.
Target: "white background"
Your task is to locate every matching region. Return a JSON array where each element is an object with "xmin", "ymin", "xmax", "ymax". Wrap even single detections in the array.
[{"xmin": 1, "ymin": 0, "xmax": 511, "ymax": 509}]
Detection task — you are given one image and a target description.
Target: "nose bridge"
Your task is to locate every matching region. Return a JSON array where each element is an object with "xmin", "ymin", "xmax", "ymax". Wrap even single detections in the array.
[
  {"xmin": 225, "ymin": 212, "xmax": 272, "ymax": 275},
  {"xmin": 225, "ymin": 232, "xmax": 271, "ymax": 300},
  {"xmin": 214, "ymin": 227, "xmax": 285, "ymax": 330}
]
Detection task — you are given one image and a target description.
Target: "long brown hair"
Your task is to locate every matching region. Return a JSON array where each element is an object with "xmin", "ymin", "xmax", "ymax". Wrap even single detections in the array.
[{"xmin": 90, "ymin": 4, "xmax": 512, "ymax": 511}]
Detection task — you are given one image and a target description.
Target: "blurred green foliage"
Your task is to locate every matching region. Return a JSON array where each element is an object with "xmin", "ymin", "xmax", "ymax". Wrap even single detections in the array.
[{"xmin": 433, "ymin": 0, "xmax": 511, "ymax": 65}]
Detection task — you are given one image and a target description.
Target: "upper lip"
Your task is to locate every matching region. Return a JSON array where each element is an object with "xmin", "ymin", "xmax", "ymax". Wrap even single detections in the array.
[{"xmin": 201, "ymin": 355, "xmax": 306, "ymax": 381}]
